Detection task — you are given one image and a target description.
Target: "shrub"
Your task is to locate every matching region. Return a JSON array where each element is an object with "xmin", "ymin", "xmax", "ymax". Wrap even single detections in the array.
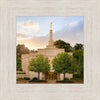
[
  {"xmin": 32, "ymin": 77, "xmax": 38, "ymax": 80},
  {"xmin": 29, "ymin": 80, "xmax": 47, "ymax": 82},
  {"xmin": 17, "ymin": 72, "xmax": 26, "ymax": 74},
  {"xmin": 73, "ymin": 74, "xmax": 83, "ymax": 81},
  {"xmin": 19, "ymin": 69, "xmax": 22, "ymax": 71},
  {"xmin": 56, "ymin": 80, "xmax": 74, "ymax": 83},
  {"xmin": 24, "ymin": 77, "xmax": 30, "ymax": 80},
  {"xmin": 70, "ymin": 77, "xmax": 83, "ymax": 81},
  {"xmin": 73, "ymin": 78, "xmax": 83, "ymax": 81},
  {"xmin": 74, "ymin": 74, "xmax": 83, "ymax": 79},
  {"xmin": 17, "ymin": 78, "xmax": 23, "ymax": 81},
  {"xmin": 70, "ymin": 78, "xmax": 73, "ymax": 80},
  {"xmin": 64, "ymin": 78, "xmax": 69, "ymax": 80}
]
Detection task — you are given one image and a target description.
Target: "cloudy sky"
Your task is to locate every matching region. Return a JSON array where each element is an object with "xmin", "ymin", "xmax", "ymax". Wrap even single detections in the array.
[{"xmin": 17, "ymin": 16, "xmax": 84, "ymax": 50}]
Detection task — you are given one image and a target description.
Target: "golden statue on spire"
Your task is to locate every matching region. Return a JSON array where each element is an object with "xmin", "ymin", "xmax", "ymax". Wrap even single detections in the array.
[{"xmin": 50, "ymin": 22, "xmax": 52, "ymax": 29}]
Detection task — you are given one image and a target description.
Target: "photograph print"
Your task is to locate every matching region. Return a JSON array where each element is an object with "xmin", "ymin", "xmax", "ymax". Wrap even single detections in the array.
[{"xmin": 16, "ymin": 16, "xmax": 84, "ymax": 84}]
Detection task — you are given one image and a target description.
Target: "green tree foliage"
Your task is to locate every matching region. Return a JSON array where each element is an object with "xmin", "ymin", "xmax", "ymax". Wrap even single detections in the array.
[
  {"xmin": 52, "ymin": 52, "xmax": 73, "ymax": 80},
  {"xmin": 73, "ymin": 49, "xmax": 84, "ymax": 77},
  {"xmin": 17, "ymin": 57, "xmax": 22, "ymax": 71},
  {"xmin": 54, "ymin": 40, "xmax": 72, "ymax": 52},
  {"xmin": 74, "ymin": 43, "xmax": 83, "ymax": 50},
  {"xmin": 28, "ymin": 54, "xmax": 50, "ymax": 80},
  {"xmin": 68, "ymin": 58, "xmax": 78, "ymax": 74},
  {"xmin": 17, "ymin": 44, "xmax": 30, "ymax": 57}
]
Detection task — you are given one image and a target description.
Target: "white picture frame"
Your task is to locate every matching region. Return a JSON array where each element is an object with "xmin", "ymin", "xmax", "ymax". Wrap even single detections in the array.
[{"xmin": 0, "ymin": 0, "xmax": 100, "ymax": 100}]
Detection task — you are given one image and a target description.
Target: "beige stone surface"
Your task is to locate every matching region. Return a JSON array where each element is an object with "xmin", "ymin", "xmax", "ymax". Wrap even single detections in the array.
[{"xmin": 0, "ymin": 0, "xmax": 100, "ymax": 100}]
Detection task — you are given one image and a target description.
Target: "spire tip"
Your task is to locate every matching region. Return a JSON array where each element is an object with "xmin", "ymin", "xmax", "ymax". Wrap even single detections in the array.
[{"xmin": 50, "ymin": 22, "xmax": 52, "ymax": 29}]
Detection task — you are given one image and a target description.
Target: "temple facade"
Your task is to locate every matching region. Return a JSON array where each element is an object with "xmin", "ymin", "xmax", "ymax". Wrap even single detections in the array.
[{"xmin": 21, "ymin": 22, "xmax": 73, "ymax": 80}]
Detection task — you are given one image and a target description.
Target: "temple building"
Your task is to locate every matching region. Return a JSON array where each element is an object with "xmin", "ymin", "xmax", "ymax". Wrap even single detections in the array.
[{"xmin": 21, "ymin": 22, "xmax": 73, "ymax": 80}]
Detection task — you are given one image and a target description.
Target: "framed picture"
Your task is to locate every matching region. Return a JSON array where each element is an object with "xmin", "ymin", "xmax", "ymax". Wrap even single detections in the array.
[
  {"xmin": 0, "ymin": 0, "xmax": 100, "ymax": 100},
  {"xmin": 16, "ymin": 16, "xmax": 84, "ymax": 84}
]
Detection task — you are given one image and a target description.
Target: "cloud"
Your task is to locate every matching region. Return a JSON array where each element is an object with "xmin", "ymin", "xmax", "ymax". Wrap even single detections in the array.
[
  {"xmin": 69, "ymin": 21, "xmax": 78, "ymax": 27},
  {"xmin": 17, "ymin": 19, "xmax": 84, "ymax": 50},
  {"xmin": 17, "ymin": 21, "xmax": 40, "ymax": 39},
  {"xmin": 53, "ymin": 20, "xmax": 84, "ymax": 46},
  {"xmin": 17, "ymin": 36, "xmax": 48, "ymax": 50},
  {"xmin": 22, "ymin": 21, "xmax": 40, "ymax": 32},
  {"xmin": 17, "ymin": 32, "xmax": 28, "ymax": 38}
]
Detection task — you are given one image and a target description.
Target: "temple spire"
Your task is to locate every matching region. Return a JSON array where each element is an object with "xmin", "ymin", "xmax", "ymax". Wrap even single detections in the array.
[
  {"xmin": 48, "ymin": 22, "xmax": 53, "ymax": 46},
  {"xmin": 50, "ymin": 22, "xmax": 52, "ymax": 30}
]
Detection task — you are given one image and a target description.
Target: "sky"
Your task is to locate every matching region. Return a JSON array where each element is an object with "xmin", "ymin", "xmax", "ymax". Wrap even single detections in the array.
[{"xmin": 17, "ymin": 16, "xmax": 84, "ymax": 50}]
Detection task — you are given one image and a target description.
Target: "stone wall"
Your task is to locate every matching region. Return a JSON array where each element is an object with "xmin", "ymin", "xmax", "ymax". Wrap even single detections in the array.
[
  {"xmin": 65, "ymin": 73, "xmax": 73, "ymax": 79},
  {"xmin": 16, "ymin": 74, "xmax": 28, "ymax": 79},
  {"xmin": 60, "ymin": 73, "xmax": 73, "ymax": 80}
]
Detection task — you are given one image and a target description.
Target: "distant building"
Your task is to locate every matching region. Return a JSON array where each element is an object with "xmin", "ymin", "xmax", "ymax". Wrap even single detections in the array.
[{"xmin": 21, "ymin": 22, "xmax": 73, "ymax": 80}]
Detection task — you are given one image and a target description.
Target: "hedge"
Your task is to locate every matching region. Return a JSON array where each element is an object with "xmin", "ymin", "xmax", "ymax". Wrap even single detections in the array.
[
  {"xmin": 56, "ymin": 80, "xmax": 74, "ymax": 83},
  {"xmin": 29, "ymin": 80, "xmax": 47, "ymax": 82}
]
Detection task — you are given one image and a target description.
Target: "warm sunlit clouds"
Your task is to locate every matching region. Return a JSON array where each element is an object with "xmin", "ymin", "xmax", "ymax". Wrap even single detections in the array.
[
  {"xmin": 17, "ymin": 16, "xmax": 84, "ymax": 50},
  {"xmin": 17, "ymin": 20, "xmax": 40, "ymax": 41},
  {"xmin": 22, "ymin": 21, "xmax": 40, "ymax": 32}
]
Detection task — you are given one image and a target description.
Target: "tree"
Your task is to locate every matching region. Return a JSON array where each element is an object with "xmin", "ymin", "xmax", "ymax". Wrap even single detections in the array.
[
  {"xmin": 73, "ymin": 49, "xmax": 84, "ymax": 77},
  {"xmin": 52, "ymin": 52, "xmax": 73, "ymax": 80},
  {"xmin": 54, "ymin": 40, "xmax": 72, "ymax": 52},
  {"xmin": 17, "ymin": 44, "xmax": 30, "ymax": 57},
  {"xmin": 28, "ymin": 54, "xmax": 50, "ymax": 80},
  {"xmin": 68, "ymin": 58, "xmax": 78, "ymax": 74},
  {"xmin": 17, "ymin": 57, "xmax": 22, "ymax": 71},
  {"xmin": 74, "ymin": 43, "xmax": 83, "ymax": 50},
  {"xmin": 16, "ymin": 44, "xmax": 30, "ymax": 71},
  {"xmin": 30, "ymin": 49, "xmax": 37, "ymax": 53}
]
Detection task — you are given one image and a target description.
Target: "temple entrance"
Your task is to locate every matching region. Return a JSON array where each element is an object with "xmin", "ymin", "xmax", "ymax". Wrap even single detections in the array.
[{"xmin": 45, "ymin": 72, "xmax": 57, "ymax": 80}]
